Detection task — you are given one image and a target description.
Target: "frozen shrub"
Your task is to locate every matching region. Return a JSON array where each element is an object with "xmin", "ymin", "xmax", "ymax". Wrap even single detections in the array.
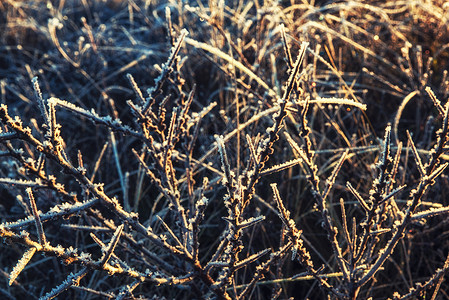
[{"xmin": 1, "ymin": 1, "xmax": 449, "ymax": 299}]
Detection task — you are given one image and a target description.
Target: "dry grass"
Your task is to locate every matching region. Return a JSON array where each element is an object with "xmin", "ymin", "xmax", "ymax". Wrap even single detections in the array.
[{"xmin": 1, "ymin": 0, "xmax": 449, "ymax": 299}]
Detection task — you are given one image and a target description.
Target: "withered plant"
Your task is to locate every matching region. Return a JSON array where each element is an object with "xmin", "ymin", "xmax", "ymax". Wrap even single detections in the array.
[{"xmin": 1, "ymin": 1, "xmax": 449, "ymax": 299}]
